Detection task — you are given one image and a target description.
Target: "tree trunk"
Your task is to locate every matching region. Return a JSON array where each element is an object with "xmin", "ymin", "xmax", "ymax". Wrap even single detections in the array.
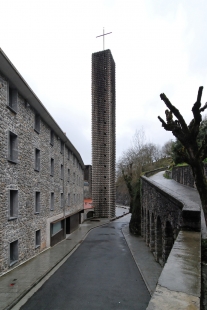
[{"xmin": 191, "ymin": 160, "xmax": 207, "ymax": 227}]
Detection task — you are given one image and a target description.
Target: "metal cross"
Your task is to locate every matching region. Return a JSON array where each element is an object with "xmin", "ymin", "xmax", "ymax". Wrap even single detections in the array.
[{"xmin": 96, "ymin": 28, "xmax": 112, "ymax": 50}]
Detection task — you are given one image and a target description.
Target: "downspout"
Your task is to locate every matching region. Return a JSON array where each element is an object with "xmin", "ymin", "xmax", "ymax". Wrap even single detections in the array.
[{"xmin": 63, "ymin": 142, "xmax": 66, "ymax": 237}]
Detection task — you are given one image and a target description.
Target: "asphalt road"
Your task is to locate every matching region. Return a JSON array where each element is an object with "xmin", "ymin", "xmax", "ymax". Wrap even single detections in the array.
[{"xmin": 21, "ymin": 221, "xmax": 150, "ymax": 310}]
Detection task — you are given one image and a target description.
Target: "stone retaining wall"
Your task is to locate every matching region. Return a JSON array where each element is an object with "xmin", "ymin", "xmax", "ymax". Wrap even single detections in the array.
[
  {"xmin": 141, "ymin": 175, "xmax": 201, "ymax": 309},
  {"xmin": 172, "ymin": 163, "xmax": 207, "ymax": 189}
]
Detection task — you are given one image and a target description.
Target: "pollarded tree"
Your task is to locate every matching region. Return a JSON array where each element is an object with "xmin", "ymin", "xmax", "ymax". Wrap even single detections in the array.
[{"xmin": 158, "ymin": 86, "xmax": 207, "ymax": 225}]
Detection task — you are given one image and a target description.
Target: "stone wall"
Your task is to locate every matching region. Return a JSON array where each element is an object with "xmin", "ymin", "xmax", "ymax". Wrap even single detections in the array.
[
  {"xmin": 172, "ymin": 163, "xmax": 207, "ymax": 188},
  {"xmin": 141, "ymin": 176, "xmax": 183, "ymax": 265},
  {"xmin": 142, "ymin": 174, "xmax": 201, "ymax": 309},
  {"xmin": 0, "ymin": 57, "xmax": 84, "ymax": 275}
]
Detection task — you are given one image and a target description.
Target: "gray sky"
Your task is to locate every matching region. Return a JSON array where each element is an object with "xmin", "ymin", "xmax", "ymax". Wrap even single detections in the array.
[{"xmin": 1, "ymin": 0, "xmax": 207, "ymax": 164}]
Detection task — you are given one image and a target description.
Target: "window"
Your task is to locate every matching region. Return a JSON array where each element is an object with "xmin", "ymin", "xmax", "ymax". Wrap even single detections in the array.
[
  {"xmin": 8, "ymin": 131, "xmax": 18, "ymax": 163},
  {"xmin": 50, "ymin": 130, "xmax": 54, "ymax": 145},
  {"xmin": 61, "ymin": 193, "xmax": 64, "ymax": 208},
  {"xmin": 60, "ymin": 141, "xmax": 64, "ymax": 154},
  {"xmin": 35, "ymin": 149, "xmax": 40, "ymax": 171},
  {"xmin": 34, "ymin": 114, "xmax": 40, "ymax": 133},
  {"xmin": 8, "ymin": 86, "xmax": 18, "ymax": 113},
  {"xmin": 9, "ymin": 190, "xmax": 18, "ymax": 218},
  {"xmin": 35, "ymin": 192, "xmax": 40, "ymax": 213},
  {"xmin": 68, "ymin": 193, "xmax": 70, "ymax": 206},
  {"xmin": 10, "ymin": 240, "xmax": 18, "ymax": 266},
  {"xmin": 51, "ymin": 158, "xmax": 54, "ymax": 176},
  {"xmin": 50, "ymin": 192, "xmax": 54, "ymax": 210},
  {"xmin": 68, "ymin": 169, "xmax": 70, "ymax": 182},
  {"xmin": 60, "ymin": 164, "xmax": 63, "ymax": 179},
  {"xmin": 35, "ymin": 230, "xmax": 41, "ymax": 248},
  {"xmin": 52, "ymin": 221, "xmax": 62, "ymax": 235}
]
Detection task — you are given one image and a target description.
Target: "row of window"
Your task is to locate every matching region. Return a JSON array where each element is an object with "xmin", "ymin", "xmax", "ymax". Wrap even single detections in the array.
[
  {"xmin": 9, "ymin": 190, "xmax": 83, "ymax": 218},
  {"xmin": 8, "ymin": 131, "xmax": 82, "ymax": 184},
  {"xmin": 7, "ymin": 85, "xmax": 82, "ymax": 171},
  {"xmin": 10, "ymin": 231, "xmax": 40, "ymax": 266}
]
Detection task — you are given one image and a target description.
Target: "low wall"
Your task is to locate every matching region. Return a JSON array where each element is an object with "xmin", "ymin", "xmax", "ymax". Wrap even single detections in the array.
[{"xmin": 172, "ymin": 163, "xmax": 207, "ymax": 189}]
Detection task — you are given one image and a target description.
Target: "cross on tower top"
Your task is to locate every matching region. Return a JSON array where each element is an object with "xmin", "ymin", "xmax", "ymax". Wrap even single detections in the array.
[{"xmin": 96, "ymin": 28, "xmax": 112, "ymax": 51}]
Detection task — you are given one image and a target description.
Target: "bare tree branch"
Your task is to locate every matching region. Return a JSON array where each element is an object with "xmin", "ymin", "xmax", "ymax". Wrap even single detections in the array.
[{"xmin": 160, "ymin": 93, "xmax": 189, "ymax": 134}]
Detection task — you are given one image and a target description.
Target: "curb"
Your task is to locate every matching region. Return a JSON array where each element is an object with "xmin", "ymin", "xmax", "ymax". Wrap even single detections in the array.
[{"xmin": 121, "ymin": 227, "xmax": 153, "ymax": 296}]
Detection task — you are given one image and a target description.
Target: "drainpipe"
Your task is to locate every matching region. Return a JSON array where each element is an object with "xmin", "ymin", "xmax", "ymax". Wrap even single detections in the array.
[{"xmin": 63, "ymin": 142, "xmax": 66, "ymax": 237}]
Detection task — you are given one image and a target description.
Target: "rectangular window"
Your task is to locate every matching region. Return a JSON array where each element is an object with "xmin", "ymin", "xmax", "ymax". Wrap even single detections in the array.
[
  {"xmin": 51, "ymin": 158, "xmax": 54, "ymax": 176},
  {"xmin": 60, "ymin": 164, "xmax": 63, "ymax": 179},
  {"xmin": 61, "ymin": 193, "xmax": 64, "ymax": 208},
  {"xmin": 35, "ymin": 230, "xmax": 41, "ymax": 248},
  {"xmin": 51, "ymin": 192, "xmax": 54, "ymax": 210},
  {"xmin": 68, "ymin": 193, "xmax": 70, "ymax": 206},
  {"xmin": 52, "ymin": 221, "xmax": 62, "ymax": 235},
  {"xmin": 9, "ymin": 190, "xmax": 18, "ymax": 218},
  {"xmin": 35, "ymin": 192, "xmax": 40, "ymax": 213},
  {"xmin": 60, "ymin": 141, "xmax": 64, "ymax": 153},
  {"xmin": 8, "ymin": 86, "xmax": 18, "ymax": 113},
  {"xmin": 50, "ymin": 130, "xmax": 54, "ymax": 145},
  {"xmin": 68, "ymin": 169, "xmax": 70, "ymax": 182},
  {"xmin": 35, "ymin": 149, "xmax": 40, "ymax": 171},
  {"xmin": 34, "ymin": 114, "xmax": 40, "ymax": 133},
  {"xmin": 8, "ymin": 131, "xmax": 18, "ymax": 163},
  {"xmin": 10, "ymin": 240, "xmax": 18, "ymax": 266}
]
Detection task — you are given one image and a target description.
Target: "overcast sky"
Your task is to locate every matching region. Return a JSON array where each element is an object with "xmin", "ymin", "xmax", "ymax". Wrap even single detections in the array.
[{"xmin": 1, "ymin": 0, "xmax": 207, "ymax": 164}]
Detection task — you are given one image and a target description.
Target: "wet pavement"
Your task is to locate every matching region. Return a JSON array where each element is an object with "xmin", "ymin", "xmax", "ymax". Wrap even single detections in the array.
[
  {"xmin": 0, "ymin": 207, "xmax": 162, "ymax": 310},
  {"xmin": 19, "ymin": 221, "xmax": 151, "ymax": 310}
]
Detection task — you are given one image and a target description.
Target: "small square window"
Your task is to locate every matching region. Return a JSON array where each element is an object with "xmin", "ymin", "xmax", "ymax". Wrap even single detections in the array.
[
  {"xmin": 60, "ymin": 164, "xmax": 63, "ymax": 179},
  {"xmin": 9, "ymin": 190, "xmax": 18, "ymax": 218},
  {"xmin": 34, "ymin": 114, "xmax": 40, "ymax": 133},
  {"xmin": 51, "ymin": 158, "xmax": 54, "ymax": 176},
  {"xmin": 10, "ymin": 240, "xmax": 18, "ymax": 266},
  {"xmin": 61, "ymin": 193, "xmax": 64, "ymax": 208},
  {"xmin": 8, "ymin": 86, "xmax": 18, "ymax": 113},
  {"xmin": 60, "ymin": 141, "xmax": 64, "ymax": 154},
  {"xmin": 35, "ymin": 230, "xmax": 41, "ymax": 248},
  {"xmin": 51, "ymin": 192, "xmax": 54, "ymax": 210},
  {"xmin": 50, "ymin": 130, "xmax": 54, "ymax": 146},
  {"xmin": 8, "ymin": 131, "xmax": 18, "ymax": 163},
  {"xmin": 35, "ymin": 149, "xmax": 40, "ymax": 171},
  {"xmin": 35, "ymin": 192, "xmax": 40, "ymax": 213}
]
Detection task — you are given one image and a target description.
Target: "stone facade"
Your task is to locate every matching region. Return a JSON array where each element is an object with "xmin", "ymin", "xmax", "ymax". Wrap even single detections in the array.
[
  {"xmin": 84, "ymin": 165, "xmax": 92, "ymax": 198},
  {"xmin": 0, "ymin": 49, "xmax": 84, "ymax": 275},
  {"xmin": 91, "ymin": 49, "xmax": 116, "ymax": 218}
]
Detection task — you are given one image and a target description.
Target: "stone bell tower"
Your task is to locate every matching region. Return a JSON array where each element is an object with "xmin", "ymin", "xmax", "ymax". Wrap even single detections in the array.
[{"xmin": 91, "ymin": 49, "xmax": 116, "ymax": 218}]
